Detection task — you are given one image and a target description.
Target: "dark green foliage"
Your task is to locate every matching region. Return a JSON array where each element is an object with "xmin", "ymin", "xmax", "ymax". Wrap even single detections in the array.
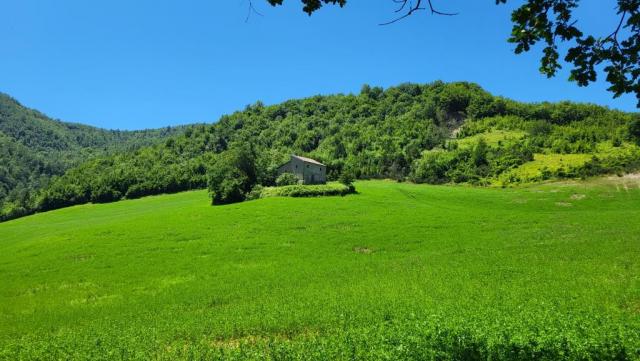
[
  {"xmin": 207, "ymin": 146, "xmax": 258, "ymax": 205},
  {"xmin": 497, "ymin": 0, "xmax": 640, "ymax": 106},
  {"xmin": 266, "ymin": 0, "xmax": 346, "ymax": 15},
  {"xmin": 529, "ymin": 120, "xmax": 552, "ymax": 136},
  {"xmin": 630, "ymin": 117, "xmax": 640, "ymax": 144},
  {"xmin": 338, "ymin": 170, "xmax": 354, "ymax": 186},
  {"xmin": 245, "ymin": 184, "xmax": 264, "ymax": 201},
  {"xmin": 410, "ymin": 139, "xmax": 535, "ymax": 185},
  {"xmin": 275, "ymin": 172, "xmax": 299, "ymax": 186},
  {"xmin": 410, "ymin": 150, "xmax": 455, "ymax": 184}
]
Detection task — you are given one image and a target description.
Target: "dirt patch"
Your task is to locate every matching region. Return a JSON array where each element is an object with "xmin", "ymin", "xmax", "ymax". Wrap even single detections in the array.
[
  {"xmin": 67, "ymin": 253, "xmax": 95, "ymax": 262},
  {"xmin": 210, "ymin": 335, "xmax": 263, "ymax": 349},
  {"xmin": 353, "ymin": 247, "xmax": 373, "ymax": 254},
  {"xmin": 623, "ymin": 299, "xmax": 640, "ymax": 314},
  {"xmin": 555, "ymin": 202, "xmax": 573, "ymax": 207},
  {"xmin": 451, "ymin": 126, "xmax": 463, "ymax": 138},
  {"xmin": 608, "ymin": 172, "xmax": 640, "ymax": 180},
  {"xmin": 603, "ymin": 173, "xmax": 640, "ymax": 191},
  {"xmin": 570, "ymin": 194, "xmax": 586, "ymax": 200}
]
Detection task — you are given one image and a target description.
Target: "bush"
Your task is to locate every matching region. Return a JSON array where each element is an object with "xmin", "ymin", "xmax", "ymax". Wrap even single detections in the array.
[
  {"xmin": 338, "ymin": 170, "xmax": 356, "ymax": 192},
  {"xmin": 245, "ymin": 185, "xmax": 264, "ymax": 201},
  {"xmin": 276, "ymin": 173, "xmax": 299, "ymax": 187},
  {"xmin": 338, "ymin": 171, "xmax": 354, "ymax": 186}
]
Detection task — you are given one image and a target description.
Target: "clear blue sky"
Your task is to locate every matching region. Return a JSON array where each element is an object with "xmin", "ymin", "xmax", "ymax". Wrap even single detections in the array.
[{"xmin": 0, "ymin": 1, "xmax": 636, "ymax": 130}]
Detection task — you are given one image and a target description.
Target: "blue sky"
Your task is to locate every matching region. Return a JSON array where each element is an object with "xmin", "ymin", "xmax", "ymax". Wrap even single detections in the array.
[{"xmin": 0, "ymin": 1, "xmax": 636, "ymax": 130}]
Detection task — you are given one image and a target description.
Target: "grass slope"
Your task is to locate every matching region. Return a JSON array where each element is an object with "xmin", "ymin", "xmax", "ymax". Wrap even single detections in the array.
[{"xmin": 1, "ymin": 180, "xmax": 639, "ymax": 360}]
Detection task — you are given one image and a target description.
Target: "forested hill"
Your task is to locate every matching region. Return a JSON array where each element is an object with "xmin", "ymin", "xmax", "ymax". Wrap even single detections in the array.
[
  {"xmin": 0, "ymin": 93, "xmax": 189, "ymax": 211},
  {"xmin": 2, "ymin": 81, "xmax": 640, "ymax": 221}
]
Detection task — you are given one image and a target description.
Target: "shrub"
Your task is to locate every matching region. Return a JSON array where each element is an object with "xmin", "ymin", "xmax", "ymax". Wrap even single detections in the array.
[
  {"xmin": 260, "ymin": 183, "xmax": 355, "ymax": 198},
  {"xmin": 245, "ymin": 185, "xmax": 264, "ymax": 201},
  {"xmin": 529, "ymin": 120, "xmax": 552, "ymax": 136},
  {"xmin": 275, "ymin": 173, "xmax": 299, "ymax": 187},
  {"xmin": 338, "ymin": 170, "xmax": 356, "ymax": 192},
  {"xmin": 338, "ymin": 171, "xmax": 354, "ymax": 186}
]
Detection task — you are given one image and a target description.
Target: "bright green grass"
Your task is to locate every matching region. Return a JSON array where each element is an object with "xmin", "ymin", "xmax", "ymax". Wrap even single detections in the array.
[
  {"xmin": 498, "ymin": 144, "xmax": 640, "ymax": 185},
  {"xmin": 595, "ymin": 141, "xmax": 640, "ymax": 158},
  {"xmin": 454, "ymin": 129, "xmax": 526, "ymax": 148},
  {"xmin": 500, "ymin": 153, "xmax": 593, "ymax": 183},
  {"xmin": 1, "ymin": 180, "xmax": 639, "ymax": 360}
]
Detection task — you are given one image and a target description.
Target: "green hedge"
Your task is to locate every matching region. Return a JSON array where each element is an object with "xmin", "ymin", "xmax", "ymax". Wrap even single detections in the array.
[{"xmin": 259, "ymin": 182, "xmax": 355, "ymax": 198}]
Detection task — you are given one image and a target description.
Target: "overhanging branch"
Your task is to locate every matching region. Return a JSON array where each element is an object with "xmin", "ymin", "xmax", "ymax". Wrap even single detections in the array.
[{"xmin": 380, "ymin": 0, "xmax": 458, "ymax": 25}]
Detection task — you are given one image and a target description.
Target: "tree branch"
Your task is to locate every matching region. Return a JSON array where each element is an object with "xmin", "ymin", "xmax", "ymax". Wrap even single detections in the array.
[
  {"xmin": 380, "ymin": 0, "xmax": 458, "ymax": 26},
  {"xmin": 604, "ymin": 10, "xmax": 627, "ymax": 47},
  {"xmin": 246, "ymin": 0, "xmax": 264, "ymax": 23}
]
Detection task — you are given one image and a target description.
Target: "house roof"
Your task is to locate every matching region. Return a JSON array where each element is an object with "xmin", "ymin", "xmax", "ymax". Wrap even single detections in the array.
[{"xmin": 292, "ymin": 155, "xmax": 325, "ymax": 166}]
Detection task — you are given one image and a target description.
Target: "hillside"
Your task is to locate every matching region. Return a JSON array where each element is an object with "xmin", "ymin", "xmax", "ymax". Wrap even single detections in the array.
[
  {"xmin": 0, "ymin": 93, "xmax": 189, "ymax": 213},
  {"xmin": 0, "ymin": 180, "xmax": 638, "ymax": 359},
  {"xmin": 2, "ymin": 82, "xmax": 639, "ymax": 221}
]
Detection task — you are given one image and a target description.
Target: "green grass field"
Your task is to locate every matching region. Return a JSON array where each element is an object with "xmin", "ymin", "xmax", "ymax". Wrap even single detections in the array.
[
  {"xmin": 1, "ymin": 180, "xmax": 640, "ymax": 360},
  {"xmin": 454, "ymin": 129, "xmax": 527, "ymax": 149}
]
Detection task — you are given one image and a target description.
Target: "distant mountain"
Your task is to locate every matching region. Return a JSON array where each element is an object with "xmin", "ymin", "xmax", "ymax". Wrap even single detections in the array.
[{"xmin": 0, "ymin": 93, "xmax": 189, "ymax": 209}]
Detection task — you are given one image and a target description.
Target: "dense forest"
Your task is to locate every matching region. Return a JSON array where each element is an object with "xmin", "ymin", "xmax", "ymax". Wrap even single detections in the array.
[
  {"xmin": 1, "ymin": 82, "xmax": 639, "ymax": 221},
  {"xmin": 0, "ymin": 93, "xmax": 188, "ymax": 214}
]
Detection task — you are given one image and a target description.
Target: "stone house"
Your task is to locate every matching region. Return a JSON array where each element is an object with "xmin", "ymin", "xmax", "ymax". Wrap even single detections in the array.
[{"xmin": 277, "ymin": 155, "xmax": 326, "ymax": 184}]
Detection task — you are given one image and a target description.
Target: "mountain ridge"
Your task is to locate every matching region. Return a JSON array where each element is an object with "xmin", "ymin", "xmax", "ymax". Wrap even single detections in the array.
[{"xmin": 0, "ymin": 92, "xmax": 191, "ymax": 211}]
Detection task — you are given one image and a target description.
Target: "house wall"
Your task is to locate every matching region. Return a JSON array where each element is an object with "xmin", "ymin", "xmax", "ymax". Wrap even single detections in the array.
[
  {"xmin": 300, "ymin": 161, "xmax": 326, "ymax": 184},
  {"xmin": 277, "ymin": 157, "xmax": 326, "ymax": 185},
  {"xmin": 277, "ymin": 158, "xmax": 304, "ymax": 183}
]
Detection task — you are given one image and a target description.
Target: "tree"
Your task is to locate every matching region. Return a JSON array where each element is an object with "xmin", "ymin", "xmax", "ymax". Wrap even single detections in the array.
[
  {"xmin": 472, "ymin": 138, "xmax": 489, "ymax": 167},
  {"xmin": 207, "ymin": 146, "xmax": 258, "ymax": 205},
  {"xmin": 338, "ymin": 169, "xmax": 355, "ymax": 186},
  {"xmin": 260, "ymin": 0, "xmax": 640, "ymax": 106}
]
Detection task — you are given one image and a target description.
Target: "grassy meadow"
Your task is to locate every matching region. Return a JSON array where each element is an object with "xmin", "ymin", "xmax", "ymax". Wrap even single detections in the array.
[{"xmin": 1, "ymin": 180, "xmax": 639, "ymax": 360}]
